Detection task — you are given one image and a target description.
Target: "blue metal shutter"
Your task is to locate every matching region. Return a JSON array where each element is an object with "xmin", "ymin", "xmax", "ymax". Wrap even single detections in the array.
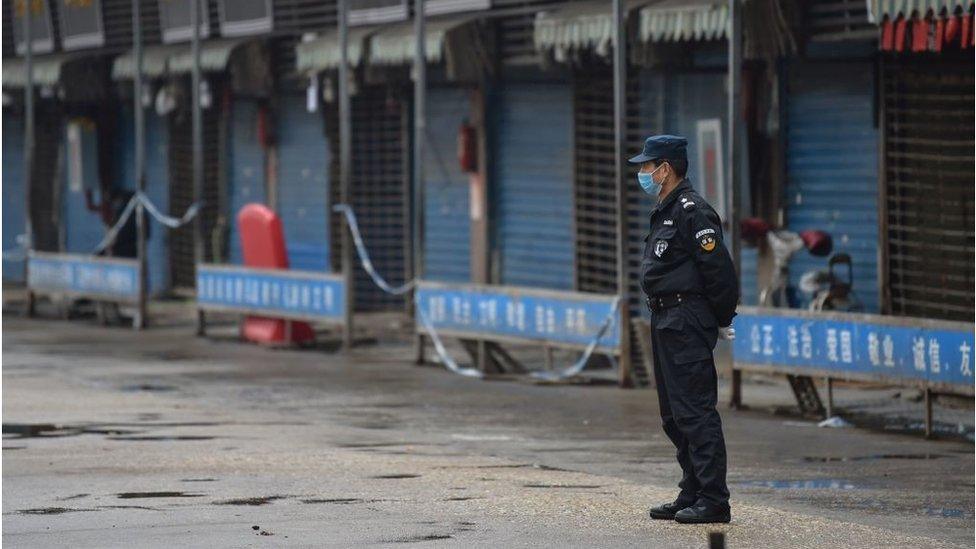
[
  {"xmin": 495, "ymin": 82, "xmax": 574, "ymax": 290},
  {"xmin": 786, "ymin": 63, "xmax": 879, "ymax": 312},
  {"xmin": 114, "ymin": 107, "xmax": 171, "ymax": 294},
  {"xmin": 424, "ymin": 87, "xmax": 470, "ymax": 282},
  {"xmin": 3, "ymin": 113, "xmax": 25, "ymax": 282},
  {"xmin": 63, "ymin": 120, "xmax": 105, "ymax": 254},
  {"xmin": 227, "ymin": 98, "xmax": 266, "ymax": 265},
  {"xmin": 276, "ymin": 94, "xmax": 330, "ymax": 272}
]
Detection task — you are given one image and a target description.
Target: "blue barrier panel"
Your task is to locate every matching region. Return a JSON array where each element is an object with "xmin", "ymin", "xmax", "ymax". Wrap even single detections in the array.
[
  {"xmin": 196, "ymin": 264, "xmax": 345, "ymax": 323},
  {"xmin": 733, "ymin": 306, "xmax": 974, "ymax": 393},
  {"xmin": 415, "ymin": 281, "xmax": 620, "ymax": 352},
  {"xmin": 28, "ymin": 252, "xmax": 139, "ymax": 302}
]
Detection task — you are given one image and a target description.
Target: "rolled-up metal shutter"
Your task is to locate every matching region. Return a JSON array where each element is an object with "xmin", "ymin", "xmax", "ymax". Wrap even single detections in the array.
[
  {"xmin": 423, "ymin": 86, "xmax": 471, "ymax": 282},
  {"xmin": 786, "ymin": 62, "xmax": 879, "ymax": 312},
  {"xmin": 882, "ymin": 55, "xmax": 975, "ymax": 321},
  {"xmin": 2, "ymin": 112, "xmax": 26, "ymax": 281},
  {"xmin": 277, "ymin": 93, "xmax": 330, "ymax": 272},
  {"xmin": 495, "ymin": 81, "xmax": 574, "ymax": 290},
  {"xmin": 227, "ymin": 98, "xmax": 266, "ymax": 265}
]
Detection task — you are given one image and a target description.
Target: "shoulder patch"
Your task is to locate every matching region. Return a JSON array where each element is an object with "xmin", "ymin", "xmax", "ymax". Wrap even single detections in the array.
[{"xmin": 682, "ymin": 201, "xmax": 696, "ymax": 210}]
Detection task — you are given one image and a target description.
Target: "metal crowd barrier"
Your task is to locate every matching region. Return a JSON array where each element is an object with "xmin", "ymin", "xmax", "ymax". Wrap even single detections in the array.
[{"xmin": 26, "ymin": 252, "xmax": 140, "ymax": 319}]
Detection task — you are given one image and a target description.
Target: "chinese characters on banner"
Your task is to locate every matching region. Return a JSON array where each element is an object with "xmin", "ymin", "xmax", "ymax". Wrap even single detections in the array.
[
  {"xmin": 733, "ymin": 308, "xmax": 974, "ymax": 388},
  {"xmin": 196, "ymin": 265, "xmax": 345, "ymax": 322},
  {"xmin": 28, "ymin": 253, "xmax": 138, "ymax": 301},
  {"xmin": 415, "ymin": 283, "xmax": 620, "ymax": 349}
]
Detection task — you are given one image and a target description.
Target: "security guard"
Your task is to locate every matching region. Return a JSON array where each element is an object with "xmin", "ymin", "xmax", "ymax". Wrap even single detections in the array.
[{"xmin": 629, "ymin": 135, "xmax": 739, "ymax": 524}]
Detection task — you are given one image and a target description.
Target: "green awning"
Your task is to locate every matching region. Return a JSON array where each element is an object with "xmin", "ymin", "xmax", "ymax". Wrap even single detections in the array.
[
  {"xmin": 2, "ymin": 53, "xmax": 86, "ymax": 88},
  {"xmin": 870, "ymin": 0, "xmax": 974, "ymax": 23},
  {"xmin": 534, "ymin": 0, "xmax": 652, "ymax": 60},
  {"xmin": 111, "ymin": 44, "xmax": 186, "ymax": 80},
  {"xmin": 367, "ymin": 16, "xmax": 475, "ymax": 65},
  {"xmin": 638, "ymin": 0, "xmax": 729, "ymax": 43},
  {"xmin": 295, "ymin": 26, "xmax": 377, "ymax": 73},
  {"xmin": 168, "ymin": 38, "xmax": 251, "ymax": 74}
]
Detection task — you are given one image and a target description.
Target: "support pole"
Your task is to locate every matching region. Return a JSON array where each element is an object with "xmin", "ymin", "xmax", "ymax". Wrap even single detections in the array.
[
  {"xmin": 612, "ymin": 0, "xmax": 632, "ymax": 388},
  {"xmin": 133, "ymin": 0, "xmax": 147, "ymax": 329},
  {"xmin": 191, "ymin": 0, "xmax": 205, "ymax": 336},
  {"xmin": 727, "ymin": 0, "xmax": 742, "ymax": 273},
  {"xmin": 338, "ymin": 0, "xmax": 354, "ymax": 350},
  {"xmin": 824, "ymin": 376, "xmax": 834, "ymax": 418},
  {"xmin": 23, "ymin": 0, "xmax": 35, "ymax": 317},
  {"xmin": 413, "ymin": 0, "xmax": 426, "ymax": 282},
  {"xmin": 923, "ymin": 386, "xmax": 933, "ymax": 439}
]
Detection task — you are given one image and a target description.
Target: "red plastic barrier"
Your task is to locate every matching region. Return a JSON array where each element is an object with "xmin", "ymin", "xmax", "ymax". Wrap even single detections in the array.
[{"xmin": 237, "ymin": 203, "xmax": 314, "ymax": 345}]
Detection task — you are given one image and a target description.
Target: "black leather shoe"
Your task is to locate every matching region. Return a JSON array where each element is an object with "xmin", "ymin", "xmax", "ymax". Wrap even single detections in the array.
[
  {"xmin": 673, "ymin": 501, "xmax": 731, "ymax": 524},
  {"xmin": 648, "ymin": 499, "xmax": 694, "ymax": 520}
]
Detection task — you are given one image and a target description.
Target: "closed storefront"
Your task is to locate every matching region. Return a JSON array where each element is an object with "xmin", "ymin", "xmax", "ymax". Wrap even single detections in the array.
[
  {"xmin": 227, "ymin": 98, "xmax": 266, "ymax": 265},
  {"xmin": 276, "ymin": 93, "xmax": 330, "ymax": 272},
  {"xmin": 3, "ymin": 112, "xmax": 26, "ymax": 281},
  {"xmin": 494, "ymin": 81, "xmax": 574, "ymax": 290},
  {"xmin": 881, "ymin": 54, "xmax": 975, "ymax": 321},
  {"xmin": 423, "ymin": 86, "xmax": 471, "ymax": 282},
  {"xmin": 114, "ymin": 106, "xmax": 171, "ymax": 294},
  {"xmin": 62, "ymin": 118, "xmax": 105, "ymax": 254},
  {"xmin": 785, "ymin": 62, "xmax": 879, "ymax": 312}
]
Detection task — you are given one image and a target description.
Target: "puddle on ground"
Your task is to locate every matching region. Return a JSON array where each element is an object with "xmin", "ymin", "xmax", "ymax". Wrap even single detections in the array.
[
  {"xmin": 803, "ymin": 453, "xmax": 947, "ymax": 463},
  {"xmin": 738, "ymin": 479, "xmax": 860, "ymax": 490},
  {"xmin": 99, "ymin": 505, "xmax": 161, "ymax": 511},
  {"xmin": 385, "ymin": 534, "xmax": 453, "ymax": 543},
  {"xmin": 300, "ymin": 498, "xmax": 377, "ymax": 505},
  {"xmin": 57, "ymin": 494, "xmax": 89, "ymax": 501},
  {"xmin": 523, "ymin": 483, "xmax": 602, "ymax": 489},
  {"xmin": 3, "ymin": 446, "xmax": 26, "ymax": 450},
  {"xmin": 924, "ymin": 507, "xmax": 966, "ymax": 518},
  {"xmin": 216, "ymin": 496, "xmax": 287, "ymax": 506},
  {"xmin": 16, "ymin": 507, "xmax": 92, "ymax": 515},
  {"xmin": 337, "ymin": 442, "xmax": 437, "ymax": 449},
  {"xmin": 443, "ymin": 496, "xmax": 485, "ymax": 502},
  {"xmin": 181, "ymin": 478, "xmax": 217, "ymax": 483},
  {"xmin": 120, "ymin": 384, "xmax": 179, "ymax": 393},
  {"xmin": 117, "ymin": 492, "xmax": 204, "ymax": 499},
  {"xmin": 108, "ymin": 435, "xmax": 216, "ymax": 442},
  {"xmin": 371, "ymin": 474, "xmax": 421, "ymax": 479}
]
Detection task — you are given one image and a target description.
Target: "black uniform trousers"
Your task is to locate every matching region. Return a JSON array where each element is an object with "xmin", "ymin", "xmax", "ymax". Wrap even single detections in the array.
[{"xmin": 650, "ymin": 300, "xmax": 730, "ymax": 507}]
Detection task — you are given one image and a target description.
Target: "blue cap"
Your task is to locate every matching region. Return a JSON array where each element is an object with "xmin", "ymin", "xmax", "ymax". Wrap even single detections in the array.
[{"xmin": 628, "ymin": 134, "xmax": 688, "ymax": 164}]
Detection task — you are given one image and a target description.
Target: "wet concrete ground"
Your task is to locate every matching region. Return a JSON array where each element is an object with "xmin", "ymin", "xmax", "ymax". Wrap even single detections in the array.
[{"xmin": 2, "ymin": 311, "xmax": 974, "ymax": 548}]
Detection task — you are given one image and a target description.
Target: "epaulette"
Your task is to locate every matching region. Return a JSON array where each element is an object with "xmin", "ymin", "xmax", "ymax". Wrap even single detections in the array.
[{"xmin": 678, "ymin": 194, "xmax": 697, "ymax": 211}]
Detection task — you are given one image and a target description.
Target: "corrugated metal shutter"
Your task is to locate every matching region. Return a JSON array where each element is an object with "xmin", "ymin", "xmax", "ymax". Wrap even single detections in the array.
[
  {"xmin": 32, "ymin": 107, "xmax": 63, "ymax": 253},
  {"xmin": 495, "ymin": 81, "xmax": 574, "ymax": 290},
  {"xmin": 227, "ymin": 98, "xmax": 266, "ymax": 265},
  {"xmin": 102, "ymin": 0, "xmax": 164, "ymax": 49},
  {"xmin": 62, "ymin": 120, "xmax": 104, "ymax": 254},
  {"xmin": 786, "ymin": 62, "xmax": 879, "ymax": 312},
  {"xmin": 803, "ymin": 0, "xmax": 875, "ymax": 43},
  {"xmin": 882, "ymin": 55, "xmax": 974, "ymax": 321},
  {"xmin": 328, "ymin": 85, "xmax": 409, "ymax": 312},
  {"xmin": 631, "ymin": 71, "xmax": 665, "ymax": 319},
  {"xmin": 423, "ymin": 86, "xmax": 470, "ymax": 282},
  {"xmin": 114, "ymin": 106, "xmax": 171, "ymax": 293},
  {"xmin": 168, "ymin": 98, "xmax": 222, "ymax": 289},
  {"xmin": 3, "ymin": 112, "xmax": 25, "ymax": 282},
  {"xmin": 277, "ymin": 93, "xmax": 330, "ymax": 272}
]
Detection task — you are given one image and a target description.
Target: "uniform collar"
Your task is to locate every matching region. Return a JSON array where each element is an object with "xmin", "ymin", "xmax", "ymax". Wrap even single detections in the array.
[{"xmin": 653, "ymin": 178, "xmax": 693, "ymax": 215}]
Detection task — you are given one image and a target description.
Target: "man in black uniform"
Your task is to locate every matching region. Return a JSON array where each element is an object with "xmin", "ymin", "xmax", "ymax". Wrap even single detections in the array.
[{"xmin": 628, "ymin": 135, "xmax": 739, "ymax": 524}]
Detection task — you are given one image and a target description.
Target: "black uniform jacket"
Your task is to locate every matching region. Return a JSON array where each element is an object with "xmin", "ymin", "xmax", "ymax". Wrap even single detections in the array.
[{"xmin": 640, "ymin": 179, "xmax": 739, "ymax": 327}]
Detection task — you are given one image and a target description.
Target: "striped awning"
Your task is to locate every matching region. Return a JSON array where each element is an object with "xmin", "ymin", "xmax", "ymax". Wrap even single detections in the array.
[
  {"xmin": 168, "ymin": 38, "xmax": 252, "ymax": 74},
  {"xmin": 111, "ymin": 44, "xmax": 186, "ymax": 80},
  {"xmin": 533, "ymin": 0, "xmax": 649, "ymax": 60},
  {"xmin": 3, "ymin": 53, "xmax": 84, "ymax": 88},
  {"xmin": 870, "ymin": 0, "xmax": 975, "ymax": 23},
  {"xmin": 367, "ymin": 16, "xmax": 475, "ymax": 65},
  {"xmin": 638, "ymin": 0, "xmax": 729, "ymax": 43},
  {"xmin": 296, "ymin": 26, "xmax": 377, "ymax": 73}
]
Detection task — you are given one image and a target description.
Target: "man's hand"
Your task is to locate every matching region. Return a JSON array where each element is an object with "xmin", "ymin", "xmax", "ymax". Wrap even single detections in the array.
[{"xmin": 718, "ymin": 326, "xmax": 735, "ymax": 341}]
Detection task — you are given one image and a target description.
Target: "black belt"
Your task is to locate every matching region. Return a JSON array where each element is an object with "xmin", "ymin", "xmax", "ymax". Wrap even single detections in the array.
[{"xmin": 645, "ymin": 292, "xmax": 703, "ymax": 312}]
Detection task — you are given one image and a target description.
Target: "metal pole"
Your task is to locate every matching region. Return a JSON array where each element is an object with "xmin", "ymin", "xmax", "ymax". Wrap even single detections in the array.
[
  {"xmin": 191, "ymin": 0, "xmax": 205, "ymax": 335},
  {"xmin": 133, "ymin": 0, "xmax": 147, "ymax": 329},
  {"xmin": 612, "ymin": 0, "xmax": 632, "ymax": 388},
  {"xmin": 338, "ymin": 0, "xmax": 354, "ymax": 349},
  {"xmin": 413, "ymin": 0, "xmax": 426, "ymax": 283},
  {"xmin": 727, "ymin": 0, "xmax": 742, "ymax": 273},
  {"xmin": 23, "ymin": 0, "xmax": 35, "ymax": 316}
]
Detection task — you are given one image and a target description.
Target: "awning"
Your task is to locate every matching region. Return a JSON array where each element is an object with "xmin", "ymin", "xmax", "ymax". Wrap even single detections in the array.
[
  {"xmin": 296, "ymin": 26, "xmax": 377, "ymax": 73},
  {"xmin": 111, "ymin": 44, "xmax": 186, "ymax": 81},
  {"xmin": 870, "ymin": 0, "xmax": 974, "ymax": 23},
  {"xmin": 168, "ymin": 38, "xmax": 251, "ymax": 74},
  {"xmin": 367, "ymin": 16, "xmax": 475, "ymax": 65},
  {"xmin": 3, "ymin": 53, "xmax": 86, "ymax": 88},
  {"xmin": 638, "ymin": 0, "xmax": 729, "ymax": 43},
  {"xmin": 533, "ymin": 1, "xmax": 649, "ymax": 60}
]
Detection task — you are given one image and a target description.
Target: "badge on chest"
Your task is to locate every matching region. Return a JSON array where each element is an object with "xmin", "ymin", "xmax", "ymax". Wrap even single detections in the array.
[{"xmin": 654, "ymin": 239, "xmax": 668, "ymax": 257}]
